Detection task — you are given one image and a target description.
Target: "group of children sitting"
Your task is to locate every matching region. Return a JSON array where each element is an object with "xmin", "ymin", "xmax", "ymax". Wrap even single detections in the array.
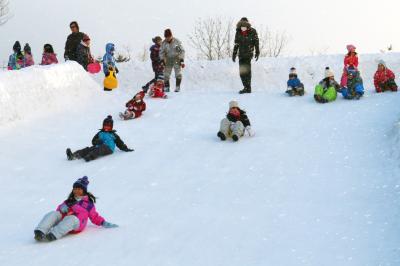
[
  {"xmin": 7, "ymin": 41, "xmax": 58, "ymax": 70},
  {"xmin": 285, "ymin": 45, "xmax": 398, "ymax": 103}
]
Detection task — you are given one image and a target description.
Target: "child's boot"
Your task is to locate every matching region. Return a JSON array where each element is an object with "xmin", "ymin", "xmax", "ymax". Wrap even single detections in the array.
[{"xmin": 34, "ymin": 230, "xmax": 46, "ymax": 242}]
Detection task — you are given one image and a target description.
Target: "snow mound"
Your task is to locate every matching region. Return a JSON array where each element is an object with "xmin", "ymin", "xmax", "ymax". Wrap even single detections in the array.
[{"xmin": 0, "ymin": 62, "xmax": 101, "ymax": 125}]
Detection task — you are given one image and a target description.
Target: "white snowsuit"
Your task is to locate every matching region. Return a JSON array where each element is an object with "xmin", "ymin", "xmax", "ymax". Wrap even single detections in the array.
[
  {"xmin": 160, "ymin": 38, "xmax": 185, "ymax": 81},
  {"xmin": 219, "ymin": 118, "xmax": 245, "ymax": 137}
]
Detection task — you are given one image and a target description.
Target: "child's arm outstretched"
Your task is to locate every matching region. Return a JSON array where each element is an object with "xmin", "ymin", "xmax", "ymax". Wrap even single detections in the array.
[
  {"xmin": 114, "ymin": 133, "xmax": 134, "ymax": 152},
  {"xmin": 88, "ymin": 205, "xmax": 118, "ymax": 228}
]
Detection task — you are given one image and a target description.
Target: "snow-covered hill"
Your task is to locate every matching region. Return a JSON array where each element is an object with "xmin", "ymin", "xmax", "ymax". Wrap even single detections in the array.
[{"xmin": 1, "ymin": 54, "xmax": 400, "ymax": 266}]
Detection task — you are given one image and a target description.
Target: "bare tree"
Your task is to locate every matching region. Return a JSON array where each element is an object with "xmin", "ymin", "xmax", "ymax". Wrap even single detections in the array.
[
  {"xmin": 258, "ymin": 26, "xmax": 290, "ymax": 58},
  {"xmin": 135, "ymin": 45, "xmax": 149, "ymax": 62},
  {"xmin": 0, "ymin": 0, "xmax": 11, "ymax": 26},
  {"xmin": 188, "ymin": 17, "xmax": 233, "ymax": 60},
  {"xmin": 115, "ymin": 45, "xmax": 132, "ymax": 63}
]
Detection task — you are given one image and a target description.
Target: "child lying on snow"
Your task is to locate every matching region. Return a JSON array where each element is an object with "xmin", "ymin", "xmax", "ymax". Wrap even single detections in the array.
[
  {"xmin": 146, "ymin": 75, "xmax": 168, "ymax": 99},
  {"xmin": 119, "ymin": 91, "xmax": 147, "ymax": 120},
  {"xmin": 217, "ymin": 100, "xmax": 253, "ymax": 142},
  {"xmin": 286, "ymin": 67, "xmax": 305, "ymax": 96},
  {"xmin": 34, "ymin": 176, "xmax": 118, "ymax": 242},
  {"xmin": 66, "ymin": 115, "xmax": 133, "ymax": 162}
]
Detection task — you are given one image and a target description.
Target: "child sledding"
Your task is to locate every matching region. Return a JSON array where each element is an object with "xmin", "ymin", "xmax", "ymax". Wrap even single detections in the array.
[
  {"xmin": 66, "ymin": 115, "xmax": 133, "ymax": 162},
  {"xmin": 340, "ymin": 66, "xmax": 364, "ymax": 100},
  {"xmin": 314, "ymin": 67, "xmax": 340, "ymax": 103},
  {"xmin": 374, "ymin": 60, "xmax": 398, "ymax": 93},
  {"xmin": 119, "ymin": 91, "xmax": 147, "ymax": 120},
  {"xmin": 217, "ymin": 100, "xmax": 253, "ymax": 142},
  {"xmin": 286, "ymin": 67, "xmax": 305, "ymax": 96},
  {"xmin": 34, "ymin": 176, "xmax": 118, "ymax": 242}
]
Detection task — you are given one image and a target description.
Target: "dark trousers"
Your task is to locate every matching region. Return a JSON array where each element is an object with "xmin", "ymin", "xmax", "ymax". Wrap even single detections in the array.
[
  {"xmin": 378, "ymin": 79, "xmax": 398, "ymax": 92},
  {"xmin": 239, "ymin": 58, "xmax": 252, "ymax": 89},
  {"xmin": 74, "ymin": 144, "xmax": 113, "ymax": 161}
]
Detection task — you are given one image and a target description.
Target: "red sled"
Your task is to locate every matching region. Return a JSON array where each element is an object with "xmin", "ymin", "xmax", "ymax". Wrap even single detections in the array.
[{"xmin": 87, "ymin": 62, "xmax": 101, "ymax": 74}]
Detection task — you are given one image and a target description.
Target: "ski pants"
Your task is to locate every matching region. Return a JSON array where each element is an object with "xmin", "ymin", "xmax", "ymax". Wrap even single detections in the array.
[
  {"xmin": 341, "ymin": 84, "xmax": 364, "ymax": 98},
  {"xmin": 239, "ymin": 58, "xmax": 252, "ymax": 89},
  {"xmin": 220, "ymin": 118, "xmax": 245, "ymax": 138},
  {"xmin": 164, "ymin": 60, "xmax": 182, "ymax": 83},
  {"xmin": 377, "ymin": 79, "xmax": 398, "ymax": 92},
  {"xmin": 74, "ymin": 144, "xmax": 113, "ymax": 161},
  {"xmin": 314, "ymin": 85, "xmax": 337, "ymax": 102},
  {"xmin": 35, "ymin": 211, "xmax": 79, "ymax": 239}
]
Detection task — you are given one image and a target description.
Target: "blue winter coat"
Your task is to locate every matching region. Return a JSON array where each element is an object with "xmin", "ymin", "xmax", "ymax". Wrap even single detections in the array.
[
  {"xmin": 91, "ymin": 130, "xmax": 128, "ymax": 152},
  {"xmin": 7, "ymin": 53, "xmax": 24, "ymax": 70},
  {"xmin": 287, "ymin": 77, "xmax": 303, "ymax": 88},
  {"xmin": 102, "ymin": 43, "xmax": 116, "ymax": 75}
]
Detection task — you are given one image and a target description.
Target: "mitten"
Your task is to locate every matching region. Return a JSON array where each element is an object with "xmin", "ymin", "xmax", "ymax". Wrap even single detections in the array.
[
  {"xmin": 102, "ymin": 221, "xmax": 118, "ymax": 228},
  {"xmin": 232, "ymin": 55, "xmax": 236, "ymax": 62},
  {"xmin": 59, "ymin": 204, "xmax": 69, "ymax": 214},
  {"xmin": 123, "ymin": 147, "xmax": 134, "ymax": 152},
  {"xmin": 245, "ymin": 126, "xmax": 254, "ymax": 137},
  {"xmin": 255, "ymin": 52, "xmax": 260, "ymax": 61}
]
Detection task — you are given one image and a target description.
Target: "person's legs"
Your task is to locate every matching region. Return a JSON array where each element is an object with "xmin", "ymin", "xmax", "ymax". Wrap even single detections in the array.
[
  {"xmin": 239, "ymin": 58, "xmax": 252, "ymax": 93},
  {"xmin": 174, "ymin": 63, "xmax": 182, "ymax": 92},
  {"xmin": 84, "ymin": 144, "xmax": 113, "ymax": 162},
  {"xmin": 48, "ymin": 215, "xmax": 79, "ymax": 240},
  {"xmin": 35, "ymin": 211, "xmax": 62, "ymax": 234},
  {"xmin": 231, "ymin": 121, "xmax": 245, "ymax": 139},
  {"xmin": 164, "ymin": 64, "xmax": 173, "ymax": 92}
]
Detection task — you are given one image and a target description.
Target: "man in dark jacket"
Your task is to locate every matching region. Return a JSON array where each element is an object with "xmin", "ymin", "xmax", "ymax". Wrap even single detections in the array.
[
  {"xmin": 64, "ymin": 21, "xmax": 85, "ymax": 62},
  {"xmin": 66, "ymin": 116, "xmax": 133, "ymax": 162},
  {"xmin": 232, "ymin": 17, "xmax": 260, "ymax": 94}
]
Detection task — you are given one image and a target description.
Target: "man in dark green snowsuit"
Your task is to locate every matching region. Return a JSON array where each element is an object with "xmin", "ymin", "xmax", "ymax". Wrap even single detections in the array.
[{"xmin": 232, "ymin": 17, "xmax": 260, "ymax": 94}]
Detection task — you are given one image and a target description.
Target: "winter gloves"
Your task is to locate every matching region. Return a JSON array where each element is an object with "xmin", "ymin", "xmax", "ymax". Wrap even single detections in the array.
[
  {"xmin": 245, "ymin": 126, "xmax": 254, "ymax": 137},
  {"xmin": 102, "ymin": 221, "xmax": 118, "ymax": 228},
  {"xmin": 122, "ymin": 147, "xmax": 134, "ymax": 152},
  {"xmin": 59, "ymin": 204, "xmax": 69, "ymax": 214}
]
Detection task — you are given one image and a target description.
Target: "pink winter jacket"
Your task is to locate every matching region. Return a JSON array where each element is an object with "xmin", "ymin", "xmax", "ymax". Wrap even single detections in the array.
[
  {"xmin": 344, "ymin": 54, "xmax": 358, "ymax": 68},
  {"xmin": 56, "ymin": 195, "xmax": 105, "ymax": 233},
  {"xmin": 41, "ymin": 53, "xmax": 58, "ymax": 65},
  {"xmin": 24, "ymin": 54, "xmax": 35, "ymax": 67},
  {"xmin": 374, "ymin": 68, "xmax": 395, "ymax": 90}
]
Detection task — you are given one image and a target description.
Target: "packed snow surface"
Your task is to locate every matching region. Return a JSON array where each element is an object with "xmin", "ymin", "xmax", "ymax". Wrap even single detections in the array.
[{"xmin": 0, "ymin": 54, "xmax": 400, "ymax": 266}]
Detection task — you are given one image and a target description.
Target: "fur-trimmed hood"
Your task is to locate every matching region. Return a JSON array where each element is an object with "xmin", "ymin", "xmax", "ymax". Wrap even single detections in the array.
[{"xmin": 236, "ymin": 20, "xmax": 251, "ymax": 29}]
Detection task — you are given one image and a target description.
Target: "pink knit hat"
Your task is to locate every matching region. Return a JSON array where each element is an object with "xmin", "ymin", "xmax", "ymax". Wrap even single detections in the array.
[{"xmin": 346, "ymin": 44, "xmax": 356, "ymax": 52}]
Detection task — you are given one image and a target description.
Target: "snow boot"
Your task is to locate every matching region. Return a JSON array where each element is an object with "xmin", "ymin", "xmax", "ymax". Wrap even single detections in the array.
[
  {"xmin": 217, "ymin": 131, "xmax": 226, "ymax": 141},
  {"xmin": 239, "ymin": 87, "xmax": 251, "ymax": 94},
  {"xmin": 297, "ymin": 88, "xmax": 305, "ymax": 96},
  {"xmin": 66, "ymin": 148, "xmax": 73, "ymax": 160},
  {"xmin": 232, "ymin": 135, "xmax": 239, "ymax": 142},
  {"xmin": 34, "ymin": 230, "xmax": 46, "ymax": 242},
  {"xmin": 175, "ymin": 78, "xmax": 182, "ymax": 92},
  {"xmin": 164, "ymin": 80, "xmax": 170, "ymax": 92},
  {"xmin": 286, "ymin": 89, "xmax": 294, "ymax": 96},
  {"xmin": 355, "ymin": 93, "xmax": 362, "ymax": 100},
  {"xmin": 46, "ymin": 233, "xmax": 57, "ymax": 242}
]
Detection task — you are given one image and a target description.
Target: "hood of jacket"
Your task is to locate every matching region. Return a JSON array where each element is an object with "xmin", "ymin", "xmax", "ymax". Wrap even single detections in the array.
[{"xmin": 106, "ymin": 43, "xmax": 115, "ymax": 55}]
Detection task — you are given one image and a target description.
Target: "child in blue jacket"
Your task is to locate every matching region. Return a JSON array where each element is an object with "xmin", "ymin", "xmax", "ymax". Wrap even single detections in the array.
[
  {"xmin": 286, "ymin": 67, "xmax": 305, "ymax": 96},
  {"xmin": 102, "ymin": 43, "xmax": 118, "ymax": 76},
  {"xmin": 66, "ymin": 116, "xmax": 133, "ymax": 162}
]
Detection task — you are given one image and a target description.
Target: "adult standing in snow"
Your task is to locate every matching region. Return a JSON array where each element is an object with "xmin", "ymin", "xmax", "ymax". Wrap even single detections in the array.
[
  {"xmin": 232, "ymin": 17, "xmax": 260, "ymax": 94},
  {"xmin": 64, "ymin": 21, "xmax": 85, "ymax": 62},
  {"xmin": 160, "ymin": 29, "xmax": 185, "ymax": 92},
  {"xmin": 76, "ymin": 34, "xmax": 94, "ymax": 71}
]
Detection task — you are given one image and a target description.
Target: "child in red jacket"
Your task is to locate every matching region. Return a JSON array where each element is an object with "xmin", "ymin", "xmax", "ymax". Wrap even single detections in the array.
[
  {"xmin": 374, "ymin": 60, "xmax": 397, "ymax": 93},
  {"xmin": 341, "ymin": 44, "xmax": 359, "ymax": 87},
  {"xmin": 119, "ymin": 91, "xmax": 147, "ymax": 120},
  {"xmin": 148, "ymin": 78, "xmax": 168, "ymax": 99},
  {"xmin": 34, "ymin": 176, "xmax": 118, "ymax": 242}
]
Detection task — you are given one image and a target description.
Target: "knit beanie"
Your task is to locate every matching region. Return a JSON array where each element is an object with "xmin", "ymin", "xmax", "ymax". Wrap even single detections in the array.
[
  {"xmin": 164, "ymin": 29, "xmax": 172, "ymax": 38},
  {"xmin": 73, "ymin": 176, "xmax": 89, "ymax": 192},
  {"xmin": 229, "ymin": 100, "xmax": 239, "ymax": 109},
  {"xmin": 152, "ymin": 36, "xmax": 162, "ymax": 43},
  {"xmin": 377, "ymin": 59, "xmax": 386, "ymax": 68},
  {"xmin": 13, "ymin": 41, "xmax": 21, "ymax": 52},
  {"xmin": 346, "ymin": 44, "xmax": 356, "ymax": 53},
  {"xmin": 44, "ymin": 44, "xmax": 54, "ymax": 53},
  {"xmin": 24, "ymin": 43, "xmax": 32, "ymax": 54},
  {"xmin": 324, "ymin": 67, "xmax": 334, "ymax": 78},
  {"xmin": 290, "ymin": 67, "xmax": 297, "ymax": 75},
  {"xmin": 102, "ymin": 115, "xmax": 113, "ymax": 129}
]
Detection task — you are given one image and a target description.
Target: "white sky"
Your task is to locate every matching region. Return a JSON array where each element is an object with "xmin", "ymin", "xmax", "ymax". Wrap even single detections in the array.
[{"xmin": 0, "ymin": 0, "xmax": 399, "ymax": 64}]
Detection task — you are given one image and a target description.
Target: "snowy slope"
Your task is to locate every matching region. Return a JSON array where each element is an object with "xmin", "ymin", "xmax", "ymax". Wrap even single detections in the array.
[{"xmin": 1, "ymin": 54, "xmax": 400, "ymax": 266}]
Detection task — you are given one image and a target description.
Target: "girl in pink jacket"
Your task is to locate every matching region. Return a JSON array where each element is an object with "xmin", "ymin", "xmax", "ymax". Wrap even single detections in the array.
[
  {"xmin": 40, "ymin": 44, "xmax": 59, "ymax": 65},
  {"xmin": 34, "ymin": 176, "xmax": 118, "ymax": 242},
  {"xmin": 341, "ymin": 44, "xmax": 359, "ymax": 87}
]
